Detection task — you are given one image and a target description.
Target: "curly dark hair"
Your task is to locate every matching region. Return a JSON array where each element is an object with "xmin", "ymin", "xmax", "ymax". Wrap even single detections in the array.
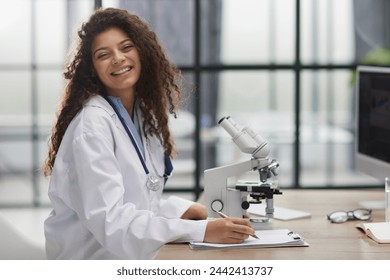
[{"xmin": 43, "ymin": 7, "xmax": 182, "ymax": 176}]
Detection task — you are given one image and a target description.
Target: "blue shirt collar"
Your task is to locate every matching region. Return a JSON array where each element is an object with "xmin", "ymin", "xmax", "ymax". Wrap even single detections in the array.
[{"xmin": 106, "ymin": 96, "xmax": 144, "ymax": 157}]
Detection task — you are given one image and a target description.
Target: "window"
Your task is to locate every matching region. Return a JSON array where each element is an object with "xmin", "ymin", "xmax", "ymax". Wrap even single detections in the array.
[
  {"xmin": 0, "ymin": 0, "xmax": 95, "ymax": 206},
  {"xmin": 1, "ymin": 0, "xmax": 387, "ymax": 206}
]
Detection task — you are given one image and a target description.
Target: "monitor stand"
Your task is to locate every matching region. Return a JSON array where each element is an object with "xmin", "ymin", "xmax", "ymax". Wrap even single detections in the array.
[
  {"xmin": 359, "ymin": 177, "xmax": 389, "ymax": 211},
  {"xmin": 359, "ymin": 200, "xmax": 385, "ymax": 210}
]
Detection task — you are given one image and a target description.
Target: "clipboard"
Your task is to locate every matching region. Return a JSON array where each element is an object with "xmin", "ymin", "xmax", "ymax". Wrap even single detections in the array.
[{"xmin": 189, "ymin": 229, "xmax": 309, "ymax": 249}]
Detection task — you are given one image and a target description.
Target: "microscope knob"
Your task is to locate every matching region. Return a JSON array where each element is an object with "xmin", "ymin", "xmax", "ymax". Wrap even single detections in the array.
[
  {"xmin": 241, "ymin": 201, "xmax": 250, "ymax": 210},
  {"xmin": 211, "ymin": 199, "xmax": 224, "ymax": 212}
]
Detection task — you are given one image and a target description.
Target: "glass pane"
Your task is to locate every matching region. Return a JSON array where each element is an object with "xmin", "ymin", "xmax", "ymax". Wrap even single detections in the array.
[
  {"xmin": 66, "ymin": 0, "xmax": 95, "ymax": 47},
  {"xmin": 106, "ymin": 0, "xmax": 194, "ymax": 66},
  {"xmin": 217, "ymin": 71, "xmax": 295, "ymax": 115},
  {"xmin": 0, "ymin": 71, "xmax": 32, "ymax": 128},
  {"xmin": 201, "ymin": 71, "xmax": 294, "ymax": 187},
  {"xmin": 300, "ymin": 69, "xmax": 378, "ymax": 187},
  {"xmin": 37, "ymin": 70, "xmax": 64, "ymax": 134},
  {"xmin": 354, "ymin": 1, "xmax": 390, "ymax": 62},
  {"xmin": 301, "ymin": 0, "xmax": 355, "ymax": 64},
  {"xmin": 219, "ymin": 0, "xmax": 295, "ymax": 64},
  {"xmin": 165, "ymin": 72, "xmax": 196, "ymax": 189},
  {"xmin": 0, "ymin": 141, "xmax": 33, "ymax": 205},
  {"xmin": 0, "ymin": 0, "xmax": 31, "ymax": 65},
  {"xmin": 36, "ymin": 0, "xmax": 67, "ymax": 65},
  {"xmin": 200, "ymin": 0, "xmax": 222, "ymax": 64}
]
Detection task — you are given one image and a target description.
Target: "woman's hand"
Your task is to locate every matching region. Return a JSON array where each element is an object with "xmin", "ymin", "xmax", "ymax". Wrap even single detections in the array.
[
  {"xmin": 204, "ymin": 217, "xmax": 254, "ymax": 244},
  {"xmin": 181, "ymin": 203, "xmax": 208, "ymax": 220}
]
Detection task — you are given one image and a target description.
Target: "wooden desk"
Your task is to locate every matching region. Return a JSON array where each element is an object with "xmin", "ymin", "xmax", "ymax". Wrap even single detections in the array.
[{"xmin": 155, "ymin": 189, "xmax": 390, "ymax": 260}]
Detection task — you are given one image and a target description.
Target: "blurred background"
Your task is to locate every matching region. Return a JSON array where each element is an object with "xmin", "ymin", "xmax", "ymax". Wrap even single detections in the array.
[{"xmin": 0, "ymin": 0, "xmax": 389, "ymax": 258}]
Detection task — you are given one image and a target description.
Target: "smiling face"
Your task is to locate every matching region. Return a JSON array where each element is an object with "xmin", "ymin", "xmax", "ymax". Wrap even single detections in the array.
[{"xmin": 91, "ymin": 27, "xmax": 141, "ymax": 97}]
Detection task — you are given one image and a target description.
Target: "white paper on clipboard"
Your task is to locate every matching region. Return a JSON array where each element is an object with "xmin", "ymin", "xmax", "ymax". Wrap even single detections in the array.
[{"xmin": 189, "ymin": 229, "xmax": 309, "ymax": 249}]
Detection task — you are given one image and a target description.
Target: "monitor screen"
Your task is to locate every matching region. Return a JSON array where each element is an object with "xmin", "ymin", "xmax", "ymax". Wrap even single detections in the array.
[{"xmin": 356, "ymin": 65, "xmax": 390, "ymax": 183}]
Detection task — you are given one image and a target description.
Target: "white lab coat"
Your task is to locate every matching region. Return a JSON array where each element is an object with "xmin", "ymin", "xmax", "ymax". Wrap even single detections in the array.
[{"xmin": 44, "ymin": 95, "xmax": 207, "ymax": 260}]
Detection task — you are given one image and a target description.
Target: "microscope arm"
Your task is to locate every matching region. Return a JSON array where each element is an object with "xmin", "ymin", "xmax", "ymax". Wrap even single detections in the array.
[
  {"xmin": 205, "ymin": 158, "xmax": 269, "ymax": 179},
  {"xmin": 204, "ymin": 158, "xmax": 269, "ymax": 218}
]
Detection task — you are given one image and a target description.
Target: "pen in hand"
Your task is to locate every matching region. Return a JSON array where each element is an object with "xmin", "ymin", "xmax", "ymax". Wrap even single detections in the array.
[{"xmin": 216, "ymin": 211, "xmax": 260, "ymax": 239}]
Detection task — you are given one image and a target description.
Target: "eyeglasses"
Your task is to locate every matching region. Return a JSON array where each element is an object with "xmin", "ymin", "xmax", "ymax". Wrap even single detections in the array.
[{"xmin": 327, "ymin": 208, "xmax": 372, "ymax": 223}]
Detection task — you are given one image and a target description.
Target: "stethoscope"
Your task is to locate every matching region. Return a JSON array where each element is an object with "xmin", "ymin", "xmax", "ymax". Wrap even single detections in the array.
[{"xmin": 104, "ymin": 97, "xmax": 172, "ymax": 191}]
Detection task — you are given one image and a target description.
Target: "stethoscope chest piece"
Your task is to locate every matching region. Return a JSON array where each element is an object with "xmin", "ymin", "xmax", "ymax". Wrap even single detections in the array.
[{"xmin": 146, "ymin": 174, "xmax": 162, "ymax": 191}]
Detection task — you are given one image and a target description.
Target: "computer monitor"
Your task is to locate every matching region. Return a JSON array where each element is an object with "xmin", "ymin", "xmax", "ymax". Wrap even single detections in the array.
[{"xmin": 355, "ymin": 65, "xmax": 390, "ymax": 206}]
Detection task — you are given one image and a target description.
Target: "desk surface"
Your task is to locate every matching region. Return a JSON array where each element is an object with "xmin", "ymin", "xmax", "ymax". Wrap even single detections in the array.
[{"xmin": 155, "ymin": 189, "xmax": 390, "ymax": 260}]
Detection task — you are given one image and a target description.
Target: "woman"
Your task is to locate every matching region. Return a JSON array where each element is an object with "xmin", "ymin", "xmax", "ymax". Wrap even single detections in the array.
[{"xmin": 43, "ymin": 7, "xmax": 254, "ymax": 260}]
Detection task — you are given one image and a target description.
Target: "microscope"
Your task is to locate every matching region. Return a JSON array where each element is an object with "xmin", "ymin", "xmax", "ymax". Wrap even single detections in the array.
[{"xmin": 204, "ymin": 116, "xmax": 282, "ymax": 228}]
